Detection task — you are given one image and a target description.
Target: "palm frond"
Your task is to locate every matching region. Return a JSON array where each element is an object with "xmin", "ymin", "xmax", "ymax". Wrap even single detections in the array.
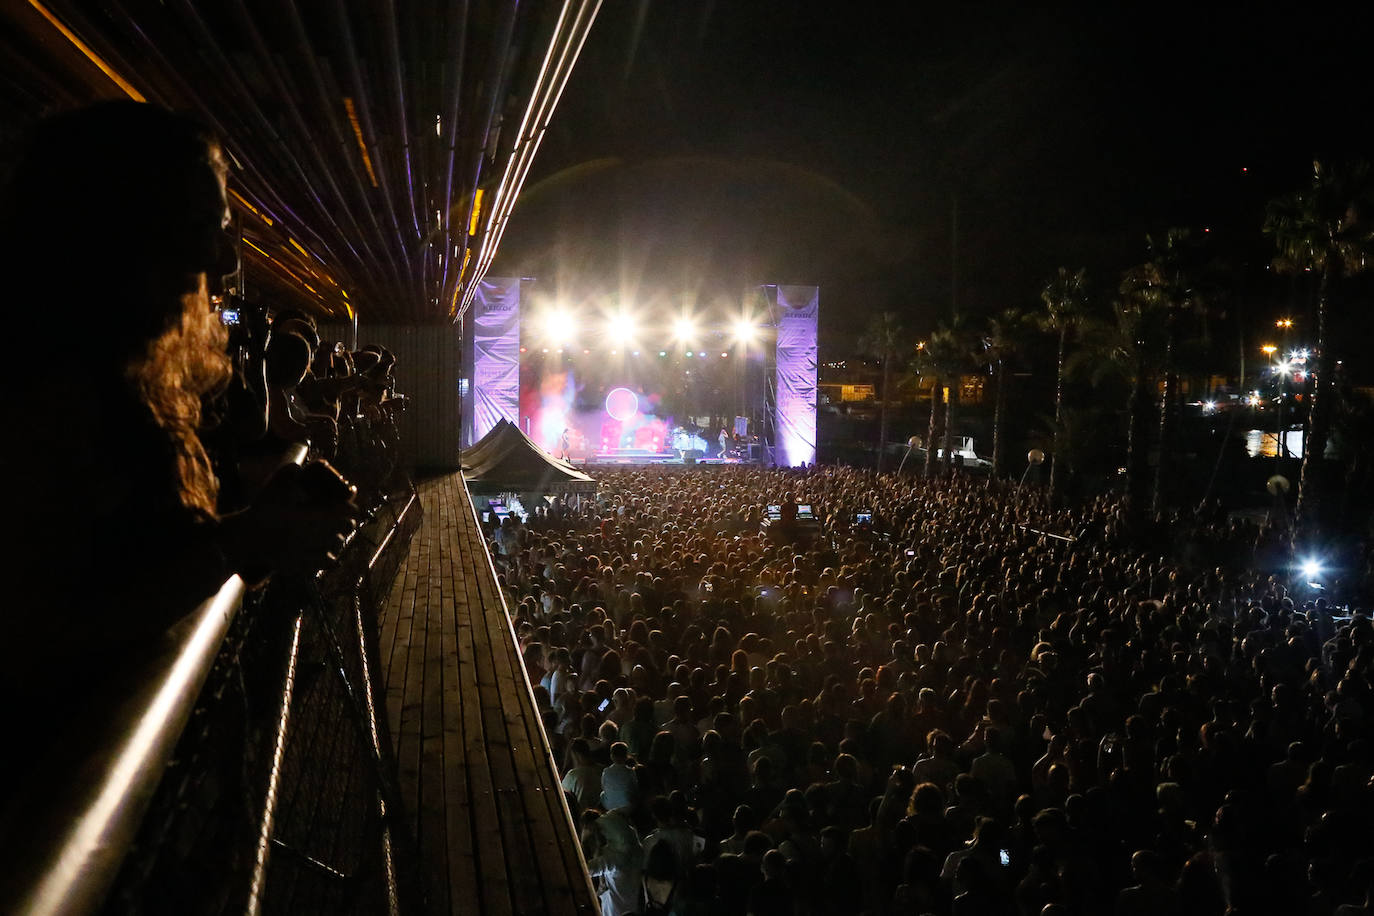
[{"xmin": 1040, "ymin": 266, "xmax": 1089, "ymax": 334}]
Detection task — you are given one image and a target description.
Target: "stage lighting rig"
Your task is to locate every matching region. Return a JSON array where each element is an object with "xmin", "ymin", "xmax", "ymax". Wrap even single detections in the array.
[
  {"xmin": 541, "ymin": 307, "xmax": 577, "ymax": 345},
  {"xmin": 607, "ymin": 310, "xmax": 639, "ymax": 345},
  {"xmin": 733, "ymin": 318, "xmax": 759, "ymax": 346},
  {"xmin": 672, "ymin": 315, "xmax": 698, "ymax": 343}
]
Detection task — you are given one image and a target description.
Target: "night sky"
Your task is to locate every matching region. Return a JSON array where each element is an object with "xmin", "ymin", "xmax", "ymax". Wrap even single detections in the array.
[{"xmin": 492, "ymin": 3, "xmax": 1374, "ymax": 355}]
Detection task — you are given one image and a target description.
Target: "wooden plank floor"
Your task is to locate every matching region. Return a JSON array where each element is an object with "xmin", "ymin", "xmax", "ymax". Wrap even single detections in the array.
[{"xmin": 378, "ymin": 473, "xmax": 598, "ymax": 916}]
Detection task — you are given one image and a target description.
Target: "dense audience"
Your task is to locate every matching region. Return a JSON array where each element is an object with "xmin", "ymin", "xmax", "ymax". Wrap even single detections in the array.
[{"xmin": 489, "ymin": 466, "xmax": 1374, "ymax": 916}]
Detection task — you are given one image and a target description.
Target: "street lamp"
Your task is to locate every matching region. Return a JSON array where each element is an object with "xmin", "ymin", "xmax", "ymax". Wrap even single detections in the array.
[
  {"xmin": 1260, "ymin": 344, "xmax": 1277, "ymax": 357},
  {"xmin": 897, "ymin": 435, "xmax": 922, "ymax": 474},
  {"xmin": 1266, "ymin": 474, "xmax": 1291, "ymax": 535},
  {"xmin": 1019, "ymin": 448, "xmax": 1045, "ymax": 490},
  {"xmin": 1275, "ymin": 319, "xmax": 1294, "ymax": 460}
]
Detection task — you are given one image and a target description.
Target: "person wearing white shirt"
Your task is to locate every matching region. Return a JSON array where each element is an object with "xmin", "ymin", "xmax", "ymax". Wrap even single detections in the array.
[
  {"xmin": 600, "ymin": 742, "xmax": 639, "ymax": 812},
  {"xmin": 586, "ymin": 810, "xmax": 643, "ymax": 916}
]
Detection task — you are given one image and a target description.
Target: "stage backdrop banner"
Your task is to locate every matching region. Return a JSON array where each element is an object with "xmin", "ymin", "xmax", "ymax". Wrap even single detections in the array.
[
  {"xmin": 771, "ymin": 285, "xmax": 818, "ymax": 466},
  {"xmin": 466, "ymin": 276, "xmax": 521, "ymax": 448}
]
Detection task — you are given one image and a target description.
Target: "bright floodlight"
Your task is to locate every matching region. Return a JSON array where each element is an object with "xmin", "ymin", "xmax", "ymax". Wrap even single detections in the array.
[
  {"xmin": 542, "ymin": 307, "xmax": 577, "ymax": 344},
  {"xmin": 1204, "ymin": 400, "xmax": 1217, "ymax": 412},
  {"xmin": 1301, "ymin": 558, "xmax": 1322, "ymax": 580},
  {"xmin": 732, "ymin": 318, "xmax": 758, "ymax": 345},
  {"xmin": 672, "ymin": 316, "xmax": 697, "ymax": 342},
  {"xmin": 607, "ymin": 310, "xmax": 638, "ymax": 344}
]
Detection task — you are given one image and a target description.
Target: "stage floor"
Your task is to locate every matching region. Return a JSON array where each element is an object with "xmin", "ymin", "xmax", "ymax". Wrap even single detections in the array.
[{"xmin": 577, "ymin": 445, "xmax": 765, "ymax": 467}]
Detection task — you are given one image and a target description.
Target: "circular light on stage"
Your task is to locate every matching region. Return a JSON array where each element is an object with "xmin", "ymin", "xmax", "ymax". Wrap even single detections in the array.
[{"xmin": 605, "ymin": 387, "xmax": 639, "ymax": 422}]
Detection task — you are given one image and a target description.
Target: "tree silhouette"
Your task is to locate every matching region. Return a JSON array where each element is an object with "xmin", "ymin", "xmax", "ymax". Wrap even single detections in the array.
[
  {"xmin": 1264, "ymin": 160, "xmax": 1374, "ymax": 531},
  {"xmin": 984, "ymin": 307, "xmax": 1033, "ymax": 479},
  {"xmin": 1071, "ymin": 299, "xmax": 1158, "ymax": 512},
  {"xmin": 916, "ymin": 319, "xmax": 977, "ymax": 477},
  {"xmin": 1038, "ymin": 267, "xmax": 1089, "ymax": 500},
  {"xmin": 1120, "ymin": 228, "xmax": 1208, "ymax": 516},
  {"xmin": 858, "ymin": 311, "xmax": 910, "ymax": 472}
]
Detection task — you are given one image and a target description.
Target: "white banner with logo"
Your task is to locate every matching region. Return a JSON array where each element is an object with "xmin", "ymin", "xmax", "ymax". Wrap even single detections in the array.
[
  {"xmin": 771, "ymin": 285, "xmax": 818, "ymax": 466},
  {"xmin": 467, "ymin": 276, "xmax": 521, "ymax": 447}
]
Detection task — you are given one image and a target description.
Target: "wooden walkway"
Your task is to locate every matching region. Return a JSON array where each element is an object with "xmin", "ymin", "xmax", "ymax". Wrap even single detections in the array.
[{"xmin": 378, "ymin": 473, "xmax": 597, "ymax": 916}]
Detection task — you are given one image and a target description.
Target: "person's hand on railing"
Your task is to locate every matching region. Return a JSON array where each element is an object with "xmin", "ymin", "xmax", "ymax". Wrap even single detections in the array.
[{"xmin": 218, "ymin": 459, "xmax": 360, "ymax": 582}]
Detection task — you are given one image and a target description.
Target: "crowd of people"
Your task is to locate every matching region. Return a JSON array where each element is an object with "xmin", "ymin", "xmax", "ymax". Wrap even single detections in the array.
[{"xmin": 487, "ymin": 466, "xmax": 1374, "ymax": 916}]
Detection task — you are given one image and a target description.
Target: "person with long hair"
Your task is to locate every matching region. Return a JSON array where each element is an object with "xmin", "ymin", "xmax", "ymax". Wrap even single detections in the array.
[{"xmin": 1, "ymin": 102, "xmax": 356, "ymax": 760}]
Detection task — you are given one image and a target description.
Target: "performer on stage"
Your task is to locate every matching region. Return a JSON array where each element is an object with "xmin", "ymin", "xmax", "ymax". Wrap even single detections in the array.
[
  {"xmin": 718, "ymin": 427, "xmax": 728, "ymax": 457},
  {"xmin": 558, "ymin": 427, "xmax": 571, "ymax": 460}
]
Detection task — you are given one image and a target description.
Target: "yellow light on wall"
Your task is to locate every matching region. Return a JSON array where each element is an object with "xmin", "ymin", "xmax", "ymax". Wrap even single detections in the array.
[
  {"xmin": 469, "ymin": 188, "xmax": 485, "ymax": 236},
  {"xmin": 28, "ymin": 0, "xmax": 146, "ymax": 101},
  {"xmin": 229, "ymin": 190, "xmax": 273, "ymax": 227},
  {"xmin": 342, "ymin": 97, "xmax": 379, "ymax": 188}
]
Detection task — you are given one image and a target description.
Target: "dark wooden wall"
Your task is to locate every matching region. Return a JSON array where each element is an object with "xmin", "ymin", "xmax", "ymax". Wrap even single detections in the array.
[{"xmin": 320, "ymin": 323, "xmax": 464, "ymax": 470}]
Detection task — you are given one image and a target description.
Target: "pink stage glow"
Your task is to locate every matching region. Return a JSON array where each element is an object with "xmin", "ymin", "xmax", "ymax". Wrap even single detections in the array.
[
  {"xmin": 604, "ymin": 387, "xmax": 639, "ymax": 422},
  {"xmin": 525, "ymin": 369, "xmax": 575, "ymax": 452}
]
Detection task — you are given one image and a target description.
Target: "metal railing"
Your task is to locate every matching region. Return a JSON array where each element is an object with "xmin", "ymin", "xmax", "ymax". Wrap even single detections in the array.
[
  {"xmin": 0, "ymin": 481, "xmax": 421, "ymax": 916},
  {"xmin": 0, "ymin": 576, "xmax": 248, "ymax": 916},
  {"xmin": 1018, "ymin": 524, "xmax": 1077, "ymax": 544}
]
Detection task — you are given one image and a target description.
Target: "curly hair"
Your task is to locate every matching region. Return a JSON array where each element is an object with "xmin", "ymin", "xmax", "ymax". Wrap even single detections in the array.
[
  {"xmin": 127, "ymin": 271, "xmax": 232, "ymax": 516},
  {"xmin": 3, "ymin": 102, "xmax": 234, "ymax": 517}
]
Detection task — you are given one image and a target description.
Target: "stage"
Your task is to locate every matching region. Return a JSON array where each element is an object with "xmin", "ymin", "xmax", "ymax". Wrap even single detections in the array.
[
  {"xmin": 462, "ymin": 280, "xmax": 819, "ymax": 469},
  {"xmin": 579, "ymin": 448, "xmax": 764, "ymax": 468}
]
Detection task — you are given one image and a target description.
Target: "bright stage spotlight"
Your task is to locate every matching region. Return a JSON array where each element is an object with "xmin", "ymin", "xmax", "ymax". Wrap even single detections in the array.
[
  {"xmin": 541, "ymin": 307, "xmax": 577, "ymax": 345},
  {"xmin": 672, "ymin": 315, "xmax": 697, "ymax": 343},
  {"xmin": 1301, "ymin": 558, "xmax": 1322, "ymax": 581},
  {"xmin": 607, "ymin": 310, "xmax": 639, "ymax": 345},
  {"xmin": 732, "ymin": 318, "xmax": 759, "ymax": 346}
]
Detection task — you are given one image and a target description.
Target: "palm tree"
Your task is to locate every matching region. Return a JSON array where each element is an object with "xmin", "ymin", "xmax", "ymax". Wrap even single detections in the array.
[
  {"xmin": 984, "ymin": 308, "xmax": 1032, "ymax": 478},
  {"xmin": 858, "ymin": 311, "xmax": 909, "ymax": 472},
  {"xmin": 1120, "ymin": 229, "xmax": 1207, "ymax": 516},
  {"xmin": 913, "ymin": 340, "xmax": 940, "ymax": 478},
  {"xmin": 939, "ymin": 319, "xmax": 981, "ymax": 473},
  {"xmin": 1039, "ymin": 267, "xmax": 1089, "ymax": 500},
  {"xmin": 1070, "ymin": 299, "xmax": 1157, "ymax": 511},
  {"xmin": 915, "ymin": 321, "xmax": 975, "ymax": 476},
  {"xmin": 1264, "ymin": 160, "xmax": 1374, "ymax": 530}
]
